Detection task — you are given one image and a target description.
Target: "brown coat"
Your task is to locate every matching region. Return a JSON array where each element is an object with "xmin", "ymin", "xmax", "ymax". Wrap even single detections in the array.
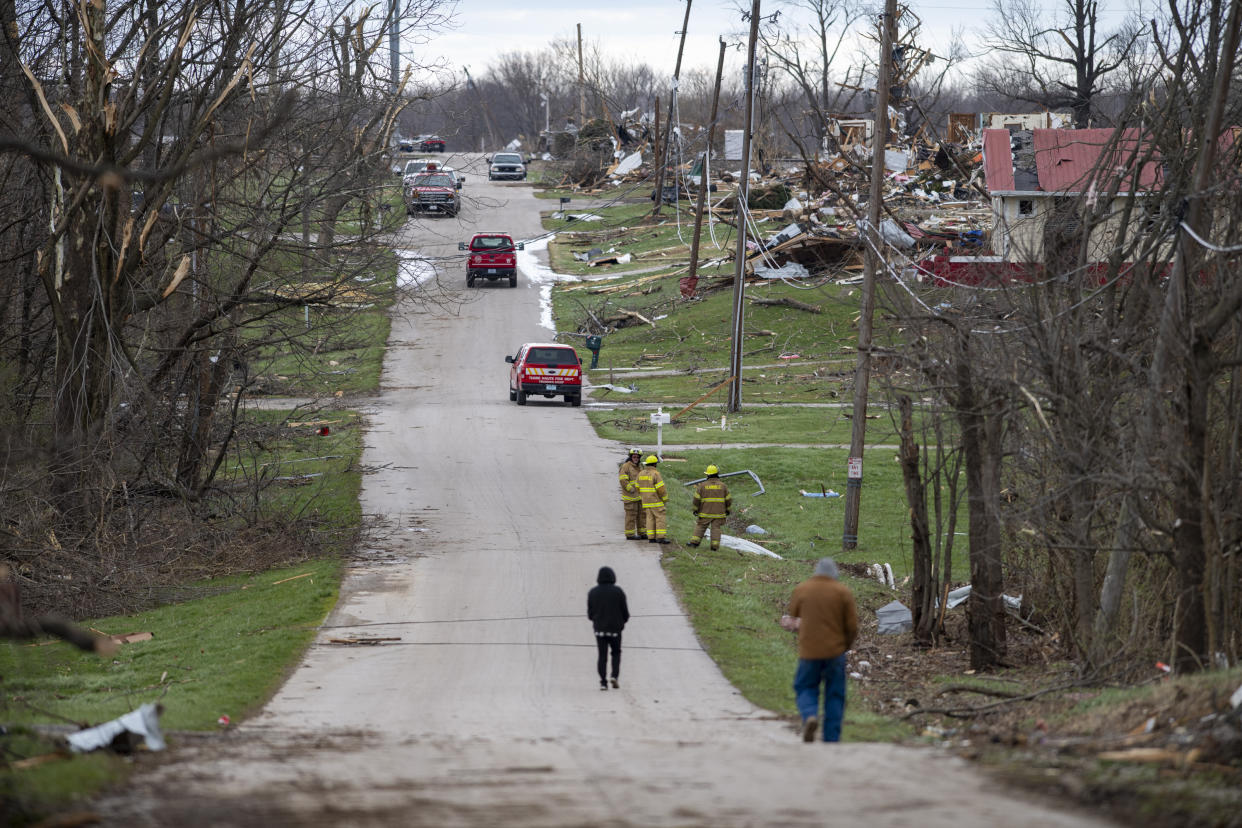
[
  {"xmin": 619, "ymin": 458, "xmax": 643, "ymax": 502},
  {"xmin": 787, "ymin": 575, "xmax": 858, "ymax": 660}
]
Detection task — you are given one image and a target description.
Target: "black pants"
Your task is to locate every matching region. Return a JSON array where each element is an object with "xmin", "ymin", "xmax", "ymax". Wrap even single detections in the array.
[{"xmin": 595, "ymin": 632, "xmax": 621, "ymax": 680}]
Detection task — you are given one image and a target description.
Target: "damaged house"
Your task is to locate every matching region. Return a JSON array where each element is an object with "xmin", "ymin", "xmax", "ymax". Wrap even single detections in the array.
[{"xmin": 982, "ymin": 127, "xmax": 1166, "ymax": 264}]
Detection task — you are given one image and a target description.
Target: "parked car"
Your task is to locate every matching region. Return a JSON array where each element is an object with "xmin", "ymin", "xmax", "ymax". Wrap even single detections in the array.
[
  {"xmin": 506, "ymin": 342, "xmax": 582, "ymax": 406},
  {"xmin": 419, "ymin": 135, "xmax": 446, "ymax": 152},
  {"xmin": 404, "ymin": 172, "xmax": 460, "ymax": 217},
  {"xmin": 459, "ymin": 232, "xmax": 523, "ymax": 287},
  {"xmin": 488, "ymin": 152, "xmax": 527, "ymax": 181}
]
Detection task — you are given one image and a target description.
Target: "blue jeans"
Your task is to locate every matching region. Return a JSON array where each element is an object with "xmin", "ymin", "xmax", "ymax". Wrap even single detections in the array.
[{"xmin": 793, "ymin": 654, "xmax": 847, "ymax": 742}]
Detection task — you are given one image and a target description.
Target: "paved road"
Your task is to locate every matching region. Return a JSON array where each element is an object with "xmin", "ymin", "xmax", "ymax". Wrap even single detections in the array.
[{"xmin": 94, "ymin": 155, "xmax": 1109, "ymax": 827}]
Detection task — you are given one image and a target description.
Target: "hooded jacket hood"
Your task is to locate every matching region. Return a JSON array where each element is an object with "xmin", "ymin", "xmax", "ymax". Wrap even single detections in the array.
[
  {"xmin": 597, "ymin": 566, "xmax": 616, "ymax": 585},
  {"xmin": 814, "ymin": 557, "xmax": 839, "ymax": 578}
]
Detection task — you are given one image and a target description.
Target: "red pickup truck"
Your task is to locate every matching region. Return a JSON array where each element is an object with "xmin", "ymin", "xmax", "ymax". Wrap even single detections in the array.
[{"xmin": 459, "ymin": 232, "xmax": 524, "ymax": 287}]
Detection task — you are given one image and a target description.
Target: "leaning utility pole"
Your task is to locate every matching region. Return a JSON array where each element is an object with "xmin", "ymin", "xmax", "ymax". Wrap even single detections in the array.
[
  {"xmin": 842, "ymin": 0, "xmax": 896, "ymax": 550},
  {"xmin": 577, "ymin": 24, "xmax": 587, "ymax": 126},
  {"xmin": 652, "ymin": 0, "xmax": 694, "ymax": 217},
  {"xmin": 685, "ymin": 38, "xmax": 727, "ymax": 297},
  {"xmin": 388, "ymin": 0, "xmax": 400, "ymax": 95},
  {"xmin": 726, "ymin": 0, "xmax": 762, "ymax": 413},
  {"xmin": 463, "ymin": 66, "xmax": 498, "ymax": 149}
]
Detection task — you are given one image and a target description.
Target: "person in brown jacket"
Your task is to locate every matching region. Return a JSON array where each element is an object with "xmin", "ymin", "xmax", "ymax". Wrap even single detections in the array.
[
  {"xmin": 687, "ymin": 465, "xmax": 731, "ymax": 550},
  {"xmin": 637, "ymin": 455, "xmax": 669, "ymax": 543},
  {"xmin": 782, "ymin": 557, "xmax": 858, "ymax": 742},
  {"xmin": 618, "ymin": 448, "xmax": 646, "ymax": 540}
]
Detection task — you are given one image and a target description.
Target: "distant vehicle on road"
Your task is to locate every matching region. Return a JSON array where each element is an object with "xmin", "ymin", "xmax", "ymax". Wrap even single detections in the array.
[
  {"xmin": 419, "ymin": 135, "xmax": 446, "ymax": 152},
  {"xmin": 404, "ymin": 172, "xmax": 460, "ymax": 217},
  {"xmin": 506, "ymin": 343, "xmax": 583, "ymax": 407},
  {"xmin": 488, "ymin": 152, "xmax": 527, "ymax": 181},
  {"xmin": 460, "ymin": 232, "xmax": 523, "ymax": 288}
]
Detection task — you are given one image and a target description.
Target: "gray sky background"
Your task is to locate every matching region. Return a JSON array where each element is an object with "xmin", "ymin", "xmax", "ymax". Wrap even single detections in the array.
[{"xmin": 418, "ymin": 0, "xmax": 1136, "ymax": 84}]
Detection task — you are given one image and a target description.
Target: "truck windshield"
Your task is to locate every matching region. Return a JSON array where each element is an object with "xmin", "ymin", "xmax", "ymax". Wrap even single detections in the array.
[
  {"xmin": 493, "ymin": 154, "xmax": 523, "ymax": 164},
  {"xmin": 414, "ymin": 174, "xmax": 453, "ymax": 187},
  {"xmin": 527, "ymin": 348, "xmax": 578, "ymax": 366}
]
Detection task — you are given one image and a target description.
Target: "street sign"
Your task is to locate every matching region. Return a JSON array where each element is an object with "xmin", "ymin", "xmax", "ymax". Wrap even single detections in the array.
[{"xmin": 847, "ymin": 456, "xmax": 863, "ymax": 479}]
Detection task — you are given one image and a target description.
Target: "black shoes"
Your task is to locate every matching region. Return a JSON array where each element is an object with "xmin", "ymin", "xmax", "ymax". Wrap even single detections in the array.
[
  {"xmin": 610, "ymin": 677, "xmax": 619, "ymax": 689},
  {"xmin": 600, "ymin": 680, "xmax": 608, "ymax": 691},
  {"xmin": 657, "ymin": 539, "xmax": 670, "ymax": 544},
  {"xmin": 687, "ymin": 541, "xmax": 700, "ymax": 547}
]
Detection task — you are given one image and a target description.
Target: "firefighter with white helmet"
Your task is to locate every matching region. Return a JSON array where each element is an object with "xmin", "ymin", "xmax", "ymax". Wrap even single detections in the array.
[
  {"xmin": 637, "ymin": 455, "xmax": 670, "ymax": 544},
  {"xmin": 618, "ymin": 447, "xmax": 646, "ymax": 540},
  {"xmin": 688, "ymin": 464, "xmax": 731, "ymax": 550}
]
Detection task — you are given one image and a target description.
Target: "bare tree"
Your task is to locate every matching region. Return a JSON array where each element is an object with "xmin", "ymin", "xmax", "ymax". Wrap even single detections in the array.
[
  {"xmin": 0, "ymin": 0, "xmax": 447, "ymax": 532},
  {"xmin": 977, "ymin": 0, "xmax": 1141, "ymax": 127}
]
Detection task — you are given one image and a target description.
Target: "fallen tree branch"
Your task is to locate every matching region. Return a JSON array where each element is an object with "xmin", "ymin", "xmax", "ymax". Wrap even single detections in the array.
[
  {"xmin": 751, "ymin": 296, "xmax": 822, "ymax": 314},
  {"xmin": 932, "ymin": 683, "xmax": 1023, "ymax": 699},
  {"xmin": 902, "ymin": 680, "xmax": 1082, "ymax": 720}
]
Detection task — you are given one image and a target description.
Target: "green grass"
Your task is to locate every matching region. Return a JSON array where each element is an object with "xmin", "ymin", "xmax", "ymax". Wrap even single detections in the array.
[
  {"xmin": 588, "ymin": 406, "xmax": 904, "ymax": 446},
  {"xmin": 1, "ymin": 558, "xmax": 342, "ymax": 821},
  {"xmin": 244, "ymin": 248, "xmax": 397, "ymax": 397},
  {"xmin": 222, "ymin": 409, "xmax": 365, "ymax": 542}
]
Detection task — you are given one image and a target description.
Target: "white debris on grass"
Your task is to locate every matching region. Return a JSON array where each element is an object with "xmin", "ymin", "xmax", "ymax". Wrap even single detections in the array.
[
  {"xmin": 67, "ymin": 703, "xmax": 166, "ymax": 753},
  {"xmin": 719, "ymin": 534, "xmax": 782, "ymax": 559},
  {"xmin": 755, "ymin": 262, "xmax": 811, "ymax": 279}
]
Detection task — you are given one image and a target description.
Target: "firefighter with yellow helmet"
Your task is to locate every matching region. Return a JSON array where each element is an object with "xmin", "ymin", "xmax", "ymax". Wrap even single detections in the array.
[
  {"xmin": 637, "ymin": 455, "xmax": 670, "ymax": 544},
  {"xmin": 618, "ymin": 447, "xmax": 646, "ymax": 540},
  {"xmin": 688, "ymin": 465, "xmax": 731, "ymax": 550}
]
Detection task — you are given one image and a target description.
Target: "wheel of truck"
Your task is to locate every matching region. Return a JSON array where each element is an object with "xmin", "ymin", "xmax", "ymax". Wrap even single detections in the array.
[
  {"xmin": 516, "ymin": 389, "xmax": 527, "ymax": 405},
  {"xmin": 568, "ymin": 395, "xmax": 581, "ymax": 407},
  {"xmin": 467, "ymin": 275, "xmax": 475, "ymax": 287},
  {"xmin": 509, "ymin": 274, "xmax": 517, "ymax": 287}
]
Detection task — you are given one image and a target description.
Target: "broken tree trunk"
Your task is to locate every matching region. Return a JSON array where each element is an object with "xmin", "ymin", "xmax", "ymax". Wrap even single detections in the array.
[
  {"xmin": 1, "ymin": 564, "xmax": 117, "ymax": 655},
  {"xmin": 750, "ymin": 297, "xmax": 822, "ymax": 314}
]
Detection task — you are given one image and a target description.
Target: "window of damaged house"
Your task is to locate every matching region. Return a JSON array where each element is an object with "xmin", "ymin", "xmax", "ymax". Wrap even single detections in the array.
[
  {"xmin": 1018, "ymin": 199, "xmax": 1034, "ymax": 216},
  {"xmin": 1143, "ymin": 201, "xmax": 1162, "ymax": 234}
]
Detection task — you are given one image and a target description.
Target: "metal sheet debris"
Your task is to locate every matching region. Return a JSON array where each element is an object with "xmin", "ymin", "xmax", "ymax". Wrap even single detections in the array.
[{"xmin": 66, "ymin": 703, "xmax": 166, "ymax": 753}]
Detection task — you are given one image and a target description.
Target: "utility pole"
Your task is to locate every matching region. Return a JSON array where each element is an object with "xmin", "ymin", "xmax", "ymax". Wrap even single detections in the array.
[
  {"xmin": 463, "ymin": 66, "xmax": 498, "ymax": 149},
  {"xmin": 727, "ymin": 0, "xmax": 762, "ymax": 413},
  {"xmin": 842, "ymin": 0, "xmax": 896, "ymax": 550},
  {"xmin": 388, "ymin": 0, "xmax": 400, "ymax": 96},
  {"xmin": 652, "ymin": 0, "xmax": 694, "ymax": 217},
  {"xmin": 685, "ymin": 38, "xmax": 727, "ymax": 297},
  {"xmin": 577, "ymin": 23, "xmax": 586, "ymax": 127}
]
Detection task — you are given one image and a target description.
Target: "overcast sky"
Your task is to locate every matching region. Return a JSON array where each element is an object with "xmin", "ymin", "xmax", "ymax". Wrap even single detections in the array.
[{"xmin": 417, "ymin": 0, "xmax": 1136, "ymax": 84}]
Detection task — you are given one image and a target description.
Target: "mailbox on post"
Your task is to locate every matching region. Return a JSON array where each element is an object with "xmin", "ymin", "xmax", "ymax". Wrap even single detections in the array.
[
  {"xmin": 584, "ymin": 334, "xmax": 602, "ymax": 368},
  {"xmin": 650, "ymin": 407, "xmax": 671, "ymax": 459}
]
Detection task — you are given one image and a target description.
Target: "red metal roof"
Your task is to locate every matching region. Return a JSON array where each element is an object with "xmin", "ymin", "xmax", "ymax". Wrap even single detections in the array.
[
  {"xmin": 1033, "ymin": 128, "xmax": 1162, "ymax": 193},
  {"xmin": 983, "ymin": 127, "xmax": 1163, "ymax": 194},
  {"xmin": 982, "ymin": 129, "xmax": 1014, "ymax": 192}
]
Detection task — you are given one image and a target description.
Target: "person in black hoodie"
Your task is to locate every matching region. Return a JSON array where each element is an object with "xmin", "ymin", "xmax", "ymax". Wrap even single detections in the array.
[{"xmin": 587, "ymin": 566, "xmax": 629, "ymax": 690}]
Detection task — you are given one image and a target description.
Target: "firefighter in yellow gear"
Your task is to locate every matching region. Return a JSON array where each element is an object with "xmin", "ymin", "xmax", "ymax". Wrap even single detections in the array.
[
  {"xmin": 618, "ymin": 448, "xmax": 646, "ymax": 540},
  {"xmin": 688, "ymin": 465, "xmax": 731, "ymax": 550},
  {"xmin": 637, "ymin": 455, "xmax": 670, "ymax": 544}
]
